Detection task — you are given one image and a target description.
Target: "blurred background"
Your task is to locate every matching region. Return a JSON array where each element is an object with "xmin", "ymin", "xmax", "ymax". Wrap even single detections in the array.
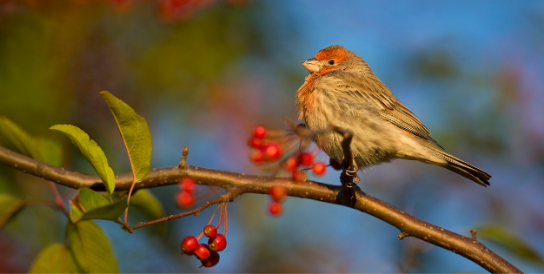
[{"xmin": 1, "ymin": 0, "xmax": 544, "ymax": 272}]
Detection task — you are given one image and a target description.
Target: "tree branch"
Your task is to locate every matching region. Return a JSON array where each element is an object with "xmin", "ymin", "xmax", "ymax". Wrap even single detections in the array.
[{"xmin": 0, "ymin": 145, "xmax": 522, "ymax": 273}]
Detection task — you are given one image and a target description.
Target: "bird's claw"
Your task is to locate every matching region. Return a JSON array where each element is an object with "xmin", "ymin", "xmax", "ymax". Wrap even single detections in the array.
[
  {"xmin": 341, "ymin": 159, "xmax": 360, "ymax": 185},
  {"xmin": 346, "ymin": 166, "xmax": 360, "ymax": 184}
]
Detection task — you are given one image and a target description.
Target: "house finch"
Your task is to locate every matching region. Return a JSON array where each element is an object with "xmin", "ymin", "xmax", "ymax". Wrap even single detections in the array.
[{"xmin": 296, "ymin": 45, "xmax": 491, "ymax": 186}]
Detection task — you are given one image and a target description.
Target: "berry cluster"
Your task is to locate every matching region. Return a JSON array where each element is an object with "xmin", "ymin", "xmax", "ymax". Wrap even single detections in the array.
[
  {"xmin": 248, "ymin": 125, "xmax": 331, "ymax": 179},
  {"xmin": 180, "ymin": 204, "xmax": 229, "ymax": 268},
  {"xmin": 248, "ymin": 124, "xmax": 343, "ymax": 217},
  {"xmin": 247, "ymin": 125, "xmax": 282, "ymax": 163},
  {"xmin": 176, "ymin": 176, "xmax": 197, "ymax": 208}
]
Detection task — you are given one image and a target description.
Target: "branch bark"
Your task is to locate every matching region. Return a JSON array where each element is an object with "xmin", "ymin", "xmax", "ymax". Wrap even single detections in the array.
[{"xmin": 0, "ymin": 145, "xmax": 522, "ymax": 273}]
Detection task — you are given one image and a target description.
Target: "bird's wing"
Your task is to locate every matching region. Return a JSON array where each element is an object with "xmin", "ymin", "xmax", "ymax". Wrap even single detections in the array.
[{"xmin": 317, "ymin": 71, "xmax": 444, "ymax": 149}]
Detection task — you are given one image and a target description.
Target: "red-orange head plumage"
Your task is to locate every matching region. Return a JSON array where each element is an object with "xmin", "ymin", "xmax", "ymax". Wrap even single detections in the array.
[{"xmin": 314, "ymin": 45, "xmax": 353, "ymax": 64}]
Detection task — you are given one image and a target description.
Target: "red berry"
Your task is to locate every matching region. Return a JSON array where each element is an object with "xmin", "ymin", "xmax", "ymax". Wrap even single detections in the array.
[
  {"xmin": 263, "ymin": 143, "xmax": 281, "ymax": 160},
  {"xmin": 329, "ymin": 158, "xmax": 342, "ymax": 170},
  {"xmin": 312, "ymin": 162, "xmax": 327, "ymax": 176},
  {"xmin": 194, "ymin": 244, "xmax": 211, "ymax": 260},
  {"xmin": 200, "ymin": 251, "xmax": 220, "ymax": 268},
  {"xmin": 249, "ymin": 150, "xmax": 264, "ymax": 163},
  {"xmin": 179, "ymin": 176, "xmax": 197, "ymax": 193},
  {"xmin": 180, "ymin": 236, "xmax": 198, "ymax": 255},
  {"xmin": 247, "ymin": 137, "xmax": 263, "ymax": 148},
  {"xmin": 298, "ymin": 152, "xmax": 314, "ymax": 166},
  {"xmin": 176, "ymin": 191, "xmax": 195, "ymax": 208},
  {"xmin": 203, "ymin": 225, "xmax": 217, "ymax": 238},
  {"xmin": 268, "ymin": 201, "xmax": 283, "ymax": 217},
  {"xmin": 269, "ymin": 185, "xmax": 288, "ymax": 202},
  {"xmin": 284, "ymin": 156, "xmax": 298, "ymax": 171},
  {"xmin": 253, "ymin": 125, "xmax": 267, "ymax": 138},
  {"xmin": 292, "ymin": 170, "xmax": 306, "ymax": 182},
  {"xmin": 208, "ymin": 234, "xmax": 227, "ymax": 252}
]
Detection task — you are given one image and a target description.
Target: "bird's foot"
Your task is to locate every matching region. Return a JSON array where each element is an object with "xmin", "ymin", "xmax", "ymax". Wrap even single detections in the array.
[{"xmin": 339, "ymin": 162, "xmax": 359, "ymax": 207}]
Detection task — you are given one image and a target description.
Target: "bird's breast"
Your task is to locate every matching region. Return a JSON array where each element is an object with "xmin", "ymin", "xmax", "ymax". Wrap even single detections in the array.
[{"xmin": 296, "ymin": 73, "xmax": 321, "ymax": 121}]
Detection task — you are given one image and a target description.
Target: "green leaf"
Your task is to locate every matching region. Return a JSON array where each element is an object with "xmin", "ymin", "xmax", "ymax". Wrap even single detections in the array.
[
  {"xmin": 69, "ymin": 199, "xmax": 83, "ymax": 223},
  {"xmin": 70, "ymin": 189, "xmax": 126, "ymax": 222},
  {"xmin": 29, "ymin": 243, "xmax": 80, "ymax": 273},
  {"xmin": 80, "ymin": 199, "xmax": 127, "ymax": 221},
  {"xmin": 478, "ymin": 225, "xmax": 544, "ymax": 267},
  {"xmin": 50, "ymin": 124, "xmax": 116, "ymax": 194},
  {"xmin": 130, "ymin": 189, "xmax": 165, "ymax": 232},
  {"xmin": 0, "ymin": 116, "xmax": 63, "ymax": 166},
  {"xmin": 78, "ymin": 188, "xmax": 109, "ymax": 211},
  {"xmin": 100, "ymin": 91, "xmax": 152, "ymax": 183},
  {"xmin": 0, "ymin": 194, "xmax": 25, "ymax": 229},
  {"xmin": 66, "ymin": 220, "xmax": 118, "ymax": 273},
  {"xmin": 0, "ymin": 117, "xmax": 40, "ymax": 158}
]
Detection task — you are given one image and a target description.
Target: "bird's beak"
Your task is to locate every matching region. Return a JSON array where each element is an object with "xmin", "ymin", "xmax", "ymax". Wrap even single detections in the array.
[{"xmin": 302, "ymin": 58, "xmax": 320, "ymax": 73}]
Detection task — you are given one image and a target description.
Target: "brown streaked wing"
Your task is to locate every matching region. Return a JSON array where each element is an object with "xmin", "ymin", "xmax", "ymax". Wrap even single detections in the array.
[{"xmin": 320, "ymin": 70, "xmax": 445, "ymax": 149}]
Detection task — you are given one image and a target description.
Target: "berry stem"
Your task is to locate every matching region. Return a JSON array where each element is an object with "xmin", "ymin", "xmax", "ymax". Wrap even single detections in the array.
[
  {"xmin": 196, "ymin": 203, "xmax": 221, "ymax": 240},
  {"xmin": 217, "ymin": 203, "xmax": 225, "ymax": 229},
  {"xmin": 206, "ymin": 204, "xmax": 221, "ymax": 226},
  {"xmin": 265, "ymin": 129, "xmax": 292, "ymax": 137},
  {"xmin": 196, "ymin": 230, "xmax": 204, "ymax": 241},
  {"xmin": 224, "ymin": 203, "xmax": 228, "ymax": 236}
]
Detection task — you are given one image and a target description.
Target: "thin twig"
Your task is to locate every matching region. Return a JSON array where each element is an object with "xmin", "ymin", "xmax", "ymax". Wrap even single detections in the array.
[
  {"xmin": 179, "ymin": 146, "xmax": 189, "ymax": 169},
  {"xmin": 125, "ymin": 196, "xmax": 225, "ymax": 233},
  {"xmin": 471, "ymin": 229, "xmax": 478, "ymax": 240}
]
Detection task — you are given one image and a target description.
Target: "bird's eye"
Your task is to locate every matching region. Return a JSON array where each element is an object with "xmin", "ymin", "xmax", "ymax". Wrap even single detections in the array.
[{"xmin": 329, "ymin": 60, "xmax": 335, "ymax": 65}]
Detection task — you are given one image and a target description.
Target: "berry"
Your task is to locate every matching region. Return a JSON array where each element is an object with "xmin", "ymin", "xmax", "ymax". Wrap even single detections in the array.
[
  {"xmin": 253, "ymin": 125, "xmax": 267, "ymax": 138},
  {"xmin": 176, "ymin": 191, "xmax": 195, "ymax": 208},
  {"xmin": 200, "ymin": 251, "xmax": 220, "ymax": 268},
  {"xmin": 312, "ymin": 162, "xmax": 327, "ymax": 176},
  {"xmin": 208, "ymin": 234, "xmax": 227, "ymax": 252},
  {"xmin": 298, "ymin": 152, "xmax": 314, "ymax": 166},
  {"xmin": 194, "ymin": 244, "xmax": 211, "ymax": 260},
  {"xmin": 284, "ymin": 156, "xmax": 298, "ymax": 171},
  {"xmin": 268, "ymin": 201, "xmax": 283, "ymax": 217},
  {"xmin": 203, "ymin": 225, "xmax": 217, "ymax": 238},
  {"xmin": 180, "ymin": 236, "xmax": 198, "ymax": 256},
  {"xmin": 263, "ymin": 143, "xmax": 281, "ymax": 160},
  {"xmin": 179, "ymin": 176, "xmax": 197, "ymax": 193},
  {"xmin": 269, "ymin": 185, "xmax": 288, "ymax": 202},
  {"xmin": 249, "ymin": 150, "xmax": 264, "ymax": 163},
  {"xmin": 247, "ymin": 137, "xmax": 263, "ymax": 148},
  {"xmin": 329, "ymin": 158, "xmax": 342, "ymax": 170},
  {"xmin": 292, "ymin": 170, "xmax": 306, "ymax": 182}
]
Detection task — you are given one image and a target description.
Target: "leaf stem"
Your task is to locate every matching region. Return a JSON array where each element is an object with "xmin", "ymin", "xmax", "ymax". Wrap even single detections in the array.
[{"xmin": 47, "ymin": 181, "xmax": 70, "ymax": 218}]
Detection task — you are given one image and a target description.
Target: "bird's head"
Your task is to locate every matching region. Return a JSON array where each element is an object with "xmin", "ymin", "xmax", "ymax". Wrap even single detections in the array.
[{"xmin": 302, "ymin": 45, "xmax": 355, "ymax": 74}]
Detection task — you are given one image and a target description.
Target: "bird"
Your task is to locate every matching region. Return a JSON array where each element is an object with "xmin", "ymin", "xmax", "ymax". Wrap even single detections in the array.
[{"xmin": 296, "ymin": 45, "xmax": 491, "ymax": 186}]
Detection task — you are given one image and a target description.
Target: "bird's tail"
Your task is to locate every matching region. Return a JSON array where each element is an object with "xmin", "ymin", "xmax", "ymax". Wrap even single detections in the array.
[{"xmin": 425, "ymin": 147, "xmax": 491, "ymax": 187}]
